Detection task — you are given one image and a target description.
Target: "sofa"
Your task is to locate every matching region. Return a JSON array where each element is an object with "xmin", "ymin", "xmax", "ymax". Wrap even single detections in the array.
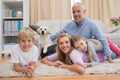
[{"xmin": 36, "ymin": 20, "xmax": 120, "ymax": 47}]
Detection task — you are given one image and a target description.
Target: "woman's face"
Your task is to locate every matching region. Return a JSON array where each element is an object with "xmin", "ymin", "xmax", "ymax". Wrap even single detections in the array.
[
  {"xmin": 74, "ymin": 40, "xmax": 87, "ymax": 53},
  {"xmin": 58, "ymin": 36, "xmax": 71, "ymax": 54}
]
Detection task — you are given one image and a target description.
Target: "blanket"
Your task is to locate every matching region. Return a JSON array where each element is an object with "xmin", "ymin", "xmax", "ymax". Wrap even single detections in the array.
[{"xmin": 0, "ymin": 58, "xmax": 120, "ymax": 77}]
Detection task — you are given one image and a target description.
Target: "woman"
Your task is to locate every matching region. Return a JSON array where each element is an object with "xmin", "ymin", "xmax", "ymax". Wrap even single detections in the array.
[{"xmin": 41, "ymin": 33, "xmax": 85, "ymax": 74}]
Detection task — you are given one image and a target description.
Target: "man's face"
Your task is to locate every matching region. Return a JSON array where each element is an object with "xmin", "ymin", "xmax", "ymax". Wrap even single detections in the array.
[{"xmin": 72, "ymin": 4, "xmax": 86, "ymax": 24}]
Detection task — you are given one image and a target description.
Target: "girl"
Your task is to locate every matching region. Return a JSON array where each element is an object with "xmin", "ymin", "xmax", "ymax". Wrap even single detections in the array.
[{"xmin": 71, "ymin": 35, "xmax": 104, "ymax": 67}]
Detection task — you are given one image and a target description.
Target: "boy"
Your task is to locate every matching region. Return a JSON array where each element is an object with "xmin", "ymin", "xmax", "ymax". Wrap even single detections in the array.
[{"xmin": 11, "ymin": 27, "xmax": 39, "ymax": 77}]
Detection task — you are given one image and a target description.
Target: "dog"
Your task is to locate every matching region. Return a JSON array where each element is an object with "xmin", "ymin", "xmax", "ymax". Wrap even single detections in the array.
[
  {"xmin": 36, "ymin": 26, "xmax": 53, "ymax": 56},
  {"xmin": 29, "ymin": 25, "xmax": 54, "ymax": 59}
]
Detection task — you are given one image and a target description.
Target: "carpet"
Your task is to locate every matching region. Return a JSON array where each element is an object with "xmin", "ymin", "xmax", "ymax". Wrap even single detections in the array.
[{"xmin": 0, "ymin": 58, "xmax": 120, "ymax": 77}]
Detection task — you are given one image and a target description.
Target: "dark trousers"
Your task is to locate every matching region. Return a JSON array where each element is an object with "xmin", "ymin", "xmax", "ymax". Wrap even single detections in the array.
[{"xmin": 40, "ymin": 44, "xmax": 57, "ymax": 58}]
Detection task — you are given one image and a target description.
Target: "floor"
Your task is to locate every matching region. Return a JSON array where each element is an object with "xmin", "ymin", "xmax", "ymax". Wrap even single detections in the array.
[{"xmin": 0, "ymin": 56, "xmax": 120, "ymax": 80}]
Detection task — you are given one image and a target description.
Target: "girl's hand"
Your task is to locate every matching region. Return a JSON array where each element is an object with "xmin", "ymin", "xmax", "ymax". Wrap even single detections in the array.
[{"xmin": 84, "ymin": 63, "xmax": 91, "ymax": 67}]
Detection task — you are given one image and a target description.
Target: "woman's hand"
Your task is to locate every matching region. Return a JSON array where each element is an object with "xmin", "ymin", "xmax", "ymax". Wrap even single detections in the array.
[{"xmin": 53, "ymin": 60, "xmax": 64, "ymax": 67}]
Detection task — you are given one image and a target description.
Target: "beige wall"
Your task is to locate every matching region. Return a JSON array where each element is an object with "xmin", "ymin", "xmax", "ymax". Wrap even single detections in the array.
[{"xmin": 115, "ymin": 0, "xmax": 120, "ymax": 16}]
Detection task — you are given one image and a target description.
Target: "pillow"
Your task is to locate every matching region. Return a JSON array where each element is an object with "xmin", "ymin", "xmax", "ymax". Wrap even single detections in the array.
[
  {"xmin": 108, "ymin": 26, "xmax": 120, "ymax": 33},
  {"xmin": 29, "ymin": 24, "xmax": 40, "ymax": 31}
]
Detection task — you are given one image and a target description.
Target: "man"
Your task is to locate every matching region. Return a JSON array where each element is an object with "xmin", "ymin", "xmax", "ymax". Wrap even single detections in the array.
[{"xmin": 41, "ymin": 2, "xmax": 113, "ymax": 63}]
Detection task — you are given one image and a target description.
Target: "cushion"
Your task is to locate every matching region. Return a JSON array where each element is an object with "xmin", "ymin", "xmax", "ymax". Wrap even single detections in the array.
[{"xmin": 108, "ymin": 26, "xmax": 120, "ymax": 33}]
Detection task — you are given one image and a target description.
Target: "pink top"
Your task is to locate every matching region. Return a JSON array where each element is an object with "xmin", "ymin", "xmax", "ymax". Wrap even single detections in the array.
[{"xmin": 46, "ymin": 49, "xmax": 86, "ymax": 68}]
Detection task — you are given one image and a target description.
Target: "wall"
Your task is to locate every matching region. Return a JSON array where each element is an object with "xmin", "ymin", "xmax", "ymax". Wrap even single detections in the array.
[
  {"xmin": 23, "ymin": 0, "xmax": 29, "ymax": 27},
  {"xmin": 115, "ymin": 0, "xmax": 120, "ymax": 16},
  {"xmin": 0, "ymin": 0, "xmax": 2, "ymax": 51}
]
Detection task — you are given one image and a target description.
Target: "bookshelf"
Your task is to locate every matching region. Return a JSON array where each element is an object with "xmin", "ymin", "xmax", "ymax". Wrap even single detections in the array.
[{"xmin": 0, "ymin": 0, "xmax": 29, "ymax": 55}]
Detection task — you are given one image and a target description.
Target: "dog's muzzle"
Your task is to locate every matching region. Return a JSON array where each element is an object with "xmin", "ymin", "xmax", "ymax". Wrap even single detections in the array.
[{"xmin": 41, "ymin": 31, "xmax": 45, "ymax": 35}]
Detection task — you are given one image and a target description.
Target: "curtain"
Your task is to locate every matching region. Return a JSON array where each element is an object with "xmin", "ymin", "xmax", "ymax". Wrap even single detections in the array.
[
  {"xmin": 30, "ymin": 0, "xmax": 72, "ymax": 24},
  {"xmin": 81, "ymin": 0, "xmax": 117, "ymax": 27}
]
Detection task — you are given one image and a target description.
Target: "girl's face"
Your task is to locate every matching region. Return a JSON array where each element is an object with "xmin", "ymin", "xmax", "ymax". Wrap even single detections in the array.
[
  {"xmin": 74, "ymin": 39, "xmax": 87, "ymax": 53},
  {"xmin": 18, "ymin": 37, "xmax": 34, "ymax": 52},
  {"xmin": 58, "ymin": 36, "xmax": 71, "ymax": 54}
]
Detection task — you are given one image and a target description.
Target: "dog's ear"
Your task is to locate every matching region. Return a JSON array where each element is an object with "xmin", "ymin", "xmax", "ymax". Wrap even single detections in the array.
[
  {"xmin": 29, "ymin": 24, "xmax": 40, "ymax": 32},
  {"xmin": 47, "ymin": 29, "xmax": 51, "ymax": 34},
  {"xmin": 36, "ymin": 27, "xmax": 41, "ymax": 34}
]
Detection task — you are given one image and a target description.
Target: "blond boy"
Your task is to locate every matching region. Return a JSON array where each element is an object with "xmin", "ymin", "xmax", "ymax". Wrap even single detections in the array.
[{"xmin": 11, "ymin": 27, "xmax": 39, "ymax": 77}]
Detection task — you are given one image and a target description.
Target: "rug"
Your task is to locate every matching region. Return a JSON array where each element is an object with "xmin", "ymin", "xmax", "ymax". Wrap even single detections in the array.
[{"xmin": 0, "ymin": 58, "xmax": 120, "ymax": 77}]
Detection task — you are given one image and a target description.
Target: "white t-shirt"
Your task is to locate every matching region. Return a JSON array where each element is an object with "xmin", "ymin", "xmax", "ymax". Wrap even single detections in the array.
[{"xmin": 11, "ymin": 44, "xmax": 39, "ymax": 67}]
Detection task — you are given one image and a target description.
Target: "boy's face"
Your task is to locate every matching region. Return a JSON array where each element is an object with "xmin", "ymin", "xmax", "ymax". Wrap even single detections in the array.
[
  {"xmin": 18, "ymin": 37, "xmax": 34, "ymax": 52},
  {"xmin": 74, "ymin": 40, "xmax": 87, "ymax": 53}
]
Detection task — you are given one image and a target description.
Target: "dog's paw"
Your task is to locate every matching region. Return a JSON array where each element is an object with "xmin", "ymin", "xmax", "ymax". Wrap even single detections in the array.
[{"xmin": 43, "ymin": 48, "xmax": 47, "ymax": 54}]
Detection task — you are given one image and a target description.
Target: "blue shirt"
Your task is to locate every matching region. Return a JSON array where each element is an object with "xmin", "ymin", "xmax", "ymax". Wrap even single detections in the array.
[{"xmin": 50, "ymin": 17, "xmax": 112, "ymax": 57}]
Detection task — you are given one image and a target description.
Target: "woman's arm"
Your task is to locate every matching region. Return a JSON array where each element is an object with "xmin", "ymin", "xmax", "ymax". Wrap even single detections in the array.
[
  {"xmin": 65, "ymin": 49, "xmax": 86, "ymax": 74},
  {"xmin": 41, "ymin": 53, "xmax": 58, "ymax": 66},
  {"xmin": 41, "ymin": 57, "xmax": 85, "ymax": 74},
  {"xmin": 70, "ymin": 49, "xmax": 86, "ymax": 67},
  {"xmin": 41, "ymin": 57, "xmax": 56, "ymax": 66},
  {"xmin": 58, "ymin": 63, "xmax": 85, "ymax": 74}
]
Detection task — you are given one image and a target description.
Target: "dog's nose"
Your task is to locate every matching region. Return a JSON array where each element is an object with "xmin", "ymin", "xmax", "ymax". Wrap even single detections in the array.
[{"xmin": 41, "ymin": 31, "xmax": 44, "ymax": 34}]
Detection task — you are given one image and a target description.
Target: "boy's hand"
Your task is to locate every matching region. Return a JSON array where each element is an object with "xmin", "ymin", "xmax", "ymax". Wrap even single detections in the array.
[
  {"xmin": 26, "ymin": 62, "xmax": 36, "ymax": 77},
  {"xmin": 23, "ymin": 67, "xmax": 32, "ymax": 73},
  {"xmin": 27, "ymin": 62, "xmax": 36, "ymax": 72}
]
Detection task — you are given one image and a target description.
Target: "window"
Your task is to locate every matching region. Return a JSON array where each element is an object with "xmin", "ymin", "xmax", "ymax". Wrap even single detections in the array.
[{"xmin": 71, "ymin": 0, "xmax": 81, "ymax": 7}]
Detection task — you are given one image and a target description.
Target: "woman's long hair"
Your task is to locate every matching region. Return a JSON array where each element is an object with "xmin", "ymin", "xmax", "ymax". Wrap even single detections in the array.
[{"xmin": 56, "ymin": 33, "xmax": 73, "ymax": 65}]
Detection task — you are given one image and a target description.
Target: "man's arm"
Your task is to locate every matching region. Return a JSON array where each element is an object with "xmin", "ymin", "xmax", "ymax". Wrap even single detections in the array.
[
  {"xmin": 91, "ymin": 22, "xmax": 113, "ymax": 62},
  {"xmin": 50, "ymin": 29, "xmax": 66, "ymax": 41}
]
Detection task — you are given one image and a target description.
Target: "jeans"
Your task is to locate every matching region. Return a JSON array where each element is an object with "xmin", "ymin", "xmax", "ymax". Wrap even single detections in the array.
[{"xmin": 40, "ymin": 44, "xmax": 57, "ymax": 58}]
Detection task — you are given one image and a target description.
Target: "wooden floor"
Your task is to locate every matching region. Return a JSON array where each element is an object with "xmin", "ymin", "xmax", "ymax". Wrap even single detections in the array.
[{"xmin": 0, "ymin": 56, "xmax": 120, "ymax": 80}]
